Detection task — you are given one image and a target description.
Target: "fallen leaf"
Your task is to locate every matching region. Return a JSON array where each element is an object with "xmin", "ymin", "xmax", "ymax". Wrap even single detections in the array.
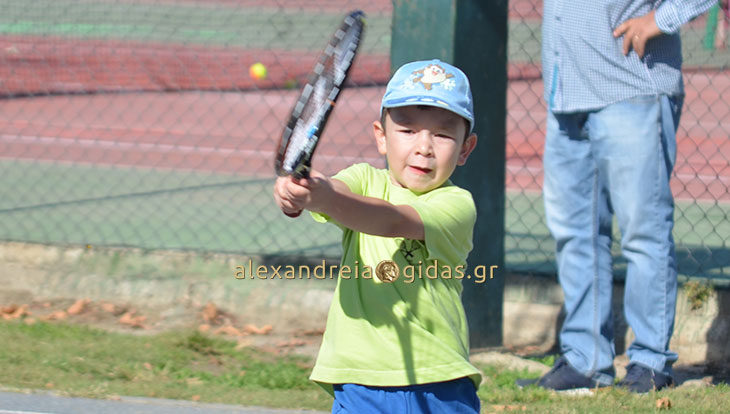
[
  {"xmin": 118, "ymin": 312, "xmax": 146, "ymax": 328},
  {"xmin": 656, "ymin": 397, "xmax": 672, "ymax": 410},
  {"xmin": 1, "ymin": 304, "xmax": 18, "ymax": 314},
  {"xmin": 11, "ymin": 304, "xmax": 29, "ymax": 319},
  {"xmin": 67, "ymin": 299, "xmax": 90, "ymax": 315},
  {"xmin": 243, "ymin": 324, "xmax": 273, "ymax": 335},
  {"xmin": 202, "ymin": 303, "xmax": 221, "ymax": 324},
  {"xmin": 101, "ymin": 303, "xmax": 117, "ymax": 313},
  {"xmin": 198, "ymin": 324, "xmax": 211, "ymax": 333},
  {"xmin": 42, "ymin": 310, "xmax": 68, "ymax": 321},
  {"xmin": 214, "ymin": 325, "xmax": 242, "ymax": 336},
  {"xmin": 277, "ymin": 339, "xmax": 307, "ymax": 347},
  {"xmin": 191, "ymin": 395, "xmax": 201, "ymax": 401}
]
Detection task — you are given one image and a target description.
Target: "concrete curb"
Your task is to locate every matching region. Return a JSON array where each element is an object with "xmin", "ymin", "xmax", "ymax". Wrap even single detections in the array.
[{"xmin": 1, "ymin": 242, "xmax": 728, "ymax": 367}]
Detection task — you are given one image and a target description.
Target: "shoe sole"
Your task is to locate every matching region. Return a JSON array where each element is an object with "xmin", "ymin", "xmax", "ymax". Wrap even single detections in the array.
[
  {"xmin": 556, "ymin": 387, "xmax": 599, "ymax": 396},
  {"xmin": 516, "ymin": 378, "xmax": 608, "ymax": 395}
]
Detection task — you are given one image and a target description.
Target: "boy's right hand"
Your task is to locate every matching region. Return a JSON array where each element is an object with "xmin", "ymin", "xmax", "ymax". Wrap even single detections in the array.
[
  {"xmin": 273, "ymin": 170, "xmax": 334, "ymax": 217},
  {"xmin": 274, "ymin": 170, "xmax": 425, "ymax": 239},
  {"xmin": 274, "ymin": 175, "xmax": 308, "ymax": 217}
]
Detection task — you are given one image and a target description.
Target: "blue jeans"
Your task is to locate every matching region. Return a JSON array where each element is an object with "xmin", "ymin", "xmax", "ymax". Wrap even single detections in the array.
[{"xmin": 543, "ymin": 94, "xmax": 682, "ymax": 384}]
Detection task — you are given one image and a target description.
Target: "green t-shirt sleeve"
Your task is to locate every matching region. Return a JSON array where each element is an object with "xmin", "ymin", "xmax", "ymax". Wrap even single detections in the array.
[
  {"xmin": 410, "ymin": 186, "xmax": 476, "ymax": 266},
  {"xmin": 310, "ymin": 163, "xmax": 370, "ymax": 224}
]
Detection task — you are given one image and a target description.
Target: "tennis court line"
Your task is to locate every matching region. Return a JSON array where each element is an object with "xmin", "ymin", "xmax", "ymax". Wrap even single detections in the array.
[
  {"xmin": 3, "ymin": 133, "xmax": 727, "ymax": 201},
  {"xmin": 0, "ymin": 410, "xmax": 55, "ymax": 414},
  {"xmin": 506, "ymin": 163, "xmax": 730, "ymax": 202},
  {"xmin": 507, "ymin": 162, "xmax": 730, "ymax": 184},
  {"xmin": 0, "ymin": 133, "xmax": 384, "ymax": 165}
]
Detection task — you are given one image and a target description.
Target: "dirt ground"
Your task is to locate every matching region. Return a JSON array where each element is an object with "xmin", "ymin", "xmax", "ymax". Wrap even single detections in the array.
[
  {"xmin": 0, "ymin": 296, "xmax": 325, "ymax": 359},
  {"xmin": 0, "ymin": 242, "xmax": 327, "ymax": 358}
]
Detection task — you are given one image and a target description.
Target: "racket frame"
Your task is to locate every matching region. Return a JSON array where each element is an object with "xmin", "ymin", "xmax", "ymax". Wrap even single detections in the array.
[{"xmin": 274, "ymin": 10, "xmax": 365, "ymax": 179}]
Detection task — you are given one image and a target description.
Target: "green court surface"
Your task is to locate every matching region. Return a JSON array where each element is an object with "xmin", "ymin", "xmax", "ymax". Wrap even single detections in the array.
[
  {"xmin": 2, "ymin": 1, "xmax": 726, "ymax": 68},
  {"xmin": 0, "ymin": 160, "xmax": 342, "ymax": 257},
  {"xmin": 0, "ymin": 0, "xmax": 391, "ymax": 53},
  {"xmin": 506, "ymin": 190, "xmax": 730, "ymax": 286},
  {"xmin": 1, "ymin": 160, "xmax": 728, "ymax": 284}
]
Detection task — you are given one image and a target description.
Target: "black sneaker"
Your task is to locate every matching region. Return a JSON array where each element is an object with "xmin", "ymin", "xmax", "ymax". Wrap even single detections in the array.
[
  {"xmin": 516, "ymin": 357, "xmax": 608, "ymax": 392},
  {"xmin": 617, "ymin": 363, "xmax": 674, "ymax": 393}
]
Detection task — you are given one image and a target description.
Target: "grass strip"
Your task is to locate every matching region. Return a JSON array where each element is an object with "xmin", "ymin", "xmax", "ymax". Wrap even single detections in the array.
[
  {"xmin": 1, "ymin": 320, "xmax": 729, "ymax": 413},
  {"xmin": 0, "ymin": 321, "xmax": 331, "ymax": 410}
]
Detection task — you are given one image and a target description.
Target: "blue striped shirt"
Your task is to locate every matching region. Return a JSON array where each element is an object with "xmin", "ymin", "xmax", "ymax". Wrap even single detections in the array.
[{"xmin": 542, "ymin": 0, "xmax": 716, "ymax": 113}]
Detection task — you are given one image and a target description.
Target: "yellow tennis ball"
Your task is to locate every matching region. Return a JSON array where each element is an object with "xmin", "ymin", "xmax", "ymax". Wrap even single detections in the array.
[{"xmin": 249, "ymin": 62, "xmax": 267, "ymax": 80}]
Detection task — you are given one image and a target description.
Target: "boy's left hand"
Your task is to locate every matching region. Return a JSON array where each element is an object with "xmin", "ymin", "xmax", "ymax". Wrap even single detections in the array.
[{"xmin": 613, "ymin": 10, "xmax": 662, "ymax": 58}]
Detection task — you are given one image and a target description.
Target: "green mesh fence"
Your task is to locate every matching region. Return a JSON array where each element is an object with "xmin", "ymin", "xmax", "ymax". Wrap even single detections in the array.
[{"xmin": 0, "ymin": 0, "xmax": 728, "ymax": 284}]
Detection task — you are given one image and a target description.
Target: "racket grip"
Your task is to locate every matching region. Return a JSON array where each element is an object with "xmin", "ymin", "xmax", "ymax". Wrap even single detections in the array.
[
  {"xmin": 292, "ymin": 162, "xmax": 311, "ymax": 180},
  {"xmin": 284, "ymin": 209, "xmax": 303, "ymax": 218}
]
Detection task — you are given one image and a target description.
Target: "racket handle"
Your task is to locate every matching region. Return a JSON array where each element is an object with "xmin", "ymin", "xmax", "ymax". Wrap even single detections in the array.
[
  {"xmin": 285, "ymin": 161, "xmax": 307, "ymax": 218},
  {"xmin": 292, "ymin": 160, "xmax": 311, "ymax": 180}
]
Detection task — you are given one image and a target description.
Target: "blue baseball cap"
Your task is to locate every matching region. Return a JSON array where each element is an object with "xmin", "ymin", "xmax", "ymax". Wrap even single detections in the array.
[{"xmin": 380, "ymin": 59, "xmax": 474, "ymax": 133}]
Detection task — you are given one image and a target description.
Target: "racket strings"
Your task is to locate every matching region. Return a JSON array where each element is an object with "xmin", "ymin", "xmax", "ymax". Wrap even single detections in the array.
[
  {"xmin": 275, "ymin": 10, "xmax": 365, "ymax": 178},
  {"xmin": 283, "ymin": 77, "xmax": 331, "ymax": 171},
  {"xmin": 333, "ymin": 26, "xmax": 360, "ymax": 85}
]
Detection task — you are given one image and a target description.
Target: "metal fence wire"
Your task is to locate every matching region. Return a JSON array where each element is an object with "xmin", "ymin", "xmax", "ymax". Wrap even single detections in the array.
[{"xmin": 0, "ymin": 0, "xmax": 728, "ymax": 284}]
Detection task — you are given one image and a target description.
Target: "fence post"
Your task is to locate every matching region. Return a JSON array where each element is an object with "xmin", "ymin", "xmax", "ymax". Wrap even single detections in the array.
[
  {"xmin": 391, "ymin": 0, "xmax": 507, "ymax": 348},
  {"xmin": 704, "ymin": 3, "xmax": 720, "ymax": 50}
]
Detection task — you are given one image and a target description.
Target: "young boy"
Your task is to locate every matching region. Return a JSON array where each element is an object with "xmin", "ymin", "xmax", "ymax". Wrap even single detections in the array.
[{"xmin": 273, "ymin": 59, "xmax": 481, "ymax": 413}]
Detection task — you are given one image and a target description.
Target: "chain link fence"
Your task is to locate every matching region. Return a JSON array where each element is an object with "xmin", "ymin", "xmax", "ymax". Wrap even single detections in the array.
[
  {"xmin": 0, "ymin": 0, "xmax": 392, "ymax": 258},
  {"xmin": 0, "ymin": 0, "xmax": 728, "ymax": 284}
]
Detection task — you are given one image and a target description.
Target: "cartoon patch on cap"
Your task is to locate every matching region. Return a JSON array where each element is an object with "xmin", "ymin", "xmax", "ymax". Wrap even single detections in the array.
[{"xmin": 412, "ymin": 64, "xmax": 455, "ymax": 90}]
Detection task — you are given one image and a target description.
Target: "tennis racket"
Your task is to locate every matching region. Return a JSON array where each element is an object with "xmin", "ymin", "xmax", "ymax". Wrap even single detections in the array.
[{"xmin": 274, "ymin": 10, "xmax": 365, "ymax": 180}]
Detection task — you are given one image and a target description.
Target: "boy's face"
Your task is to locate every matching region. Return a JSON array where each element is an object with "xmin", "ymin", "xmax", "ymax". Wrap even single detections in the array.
[{"xmin": 373, "ymin": 106, "xmax": 477, "ymax": 193}]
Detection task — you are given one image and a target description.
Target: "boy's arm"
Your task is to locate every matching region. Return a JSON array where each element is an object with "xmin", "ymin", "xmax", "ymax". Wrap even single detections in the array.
[{"xmin": 273, "ymin": 171, "xmax": 425, "ymax": 240}]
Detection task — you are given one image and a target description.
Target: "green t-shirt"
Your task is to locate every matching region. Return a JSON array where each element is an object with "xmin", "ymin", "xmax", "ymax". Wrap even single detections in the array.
[{"xmin": 309, "ymin": 163, "xmax": 481, "ymax": 394}]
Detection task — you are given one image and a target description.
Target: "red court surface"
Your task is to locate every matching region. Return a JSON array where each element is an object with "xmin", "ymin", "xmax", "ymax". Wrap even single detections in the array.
[
  {"xmin": 1, "ymin": 73, "xmax": 729, "ymax": 201},
  {"xmin": 0, "ymin": 36, "xmax": 390, "ymax": 98},
  {"xmin": 0, "ymin": 87, "xmax": 385, "ymax": 178}
]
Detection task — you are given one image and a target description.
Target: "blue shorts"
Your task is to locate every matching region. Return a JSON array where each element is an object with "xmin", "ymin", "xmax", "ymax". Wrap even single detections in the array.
[{"xmin": 331, "ymin": 377, "xmax": 480, "ymax": 414}]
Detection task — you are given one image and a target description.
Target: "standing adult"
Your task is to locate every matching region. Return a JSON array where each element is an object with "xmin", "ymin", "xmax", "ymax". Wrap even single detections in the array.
[{"xmin": 535, "ymin": 0, "xmax": 715, "ymax": 393}]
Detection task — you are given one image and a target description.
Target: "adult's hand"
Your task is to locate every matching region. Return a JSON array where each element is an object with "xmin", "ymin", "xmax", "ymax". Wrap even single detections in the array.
[{"xmin": 613, "ymin": 10, "xmax": 663, "ymax": 58}]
